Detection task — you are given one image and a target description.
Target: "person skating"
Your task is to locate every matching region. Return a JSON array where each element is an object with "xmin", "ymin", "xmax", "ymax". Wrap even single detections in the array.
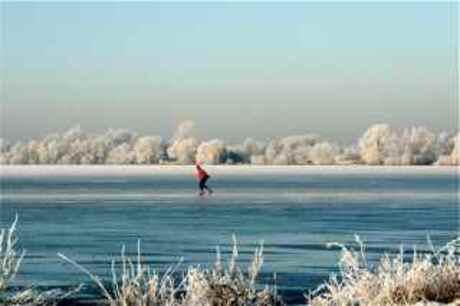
[{"xmin": 195, "ymin": 162, "xmax": 213, "ymax": 196}]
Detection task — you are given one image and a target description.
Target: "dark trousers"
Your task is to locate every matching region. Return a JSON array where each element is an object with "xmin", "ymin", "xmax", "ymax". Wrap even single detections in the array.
[{"xmin": 199, "ymin": 176, "xmax": 211, "ymax": 192}]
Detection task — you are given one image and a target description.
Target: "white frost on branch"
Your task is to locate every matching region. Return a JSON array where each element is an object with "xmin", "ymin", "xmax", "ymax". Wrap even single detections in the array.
[{"xmin": 0, "ymin": 121, "xmax": 458, "ymax": 165}]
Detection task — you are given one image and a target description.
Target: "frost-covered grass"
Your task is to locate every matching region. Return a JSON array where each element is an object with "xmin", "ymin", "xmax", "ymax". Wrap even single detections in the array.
[
  {"xmin": 308, "ymin": 236, "xmax": 460, "ymax": 306},
  {"xmin": 5, "ymin": 286, "xmax": 83, "ymax": 306},
  {"xmin": 3, "ymin": 215, "xmax": 460, "ymax": 305},
  {"xmin": 0, "ymin": 215, "xmax": 25, "ymax": 291},
  {"xmin": 58, "ymin": 235, "xmax": 283, "ymax": 306},
  {"xmin": 0, "ymin": 216, "xmax": 81, "ymax": 306}
]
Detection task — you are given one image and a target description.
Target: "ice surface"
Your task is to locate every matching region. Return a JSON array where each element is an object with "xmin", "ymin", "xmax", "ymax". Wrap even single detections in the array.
[{"xmin": 0, "ymin": 164, "xmax": 457, "ymax": 298}]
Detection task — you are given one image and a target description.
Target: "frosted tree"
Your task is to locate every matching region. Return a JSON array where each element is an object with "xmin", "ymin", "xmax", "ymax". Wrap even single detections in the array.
[
  {"xmin": 196, "ymin": 139, "xmax": 227, "ymax": 164},
  {"xmin": 133, "ymin": 136, "xmax": 164, "ymax": 164}
]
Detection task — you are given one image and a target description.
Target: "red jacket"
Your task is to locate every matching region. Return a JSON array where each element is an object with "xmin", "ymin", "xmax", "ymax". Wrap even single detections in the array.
[{"xmin": 195, "ymin": 165, "xmax": 209, "ymax": 181}]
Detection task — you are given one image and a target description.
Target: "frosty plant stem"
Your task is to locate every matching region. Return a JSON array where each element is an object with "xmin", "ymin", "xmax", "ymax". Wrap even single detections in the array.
[
  {"xmin": 58, "ymin": 235, "xmax": 281, "ymax": 306},
  {"xmin": 58, "ymin": 239, "xmax": 186, "ymax": 306},
  {"xmin": 308, "ymin": 235, "xmax": 460, "ymax": 306},
  {"xmin": 0, "ymin": 214, "xmax": 26, "ymax": 291}
]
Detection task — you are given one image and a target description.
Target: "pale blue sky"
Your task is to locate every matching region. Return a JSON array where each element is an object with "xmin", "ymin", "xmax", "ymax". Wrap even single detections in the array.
[{"xmin": 1, "ymin": 2, "xmax": 458, "ymax": 143}]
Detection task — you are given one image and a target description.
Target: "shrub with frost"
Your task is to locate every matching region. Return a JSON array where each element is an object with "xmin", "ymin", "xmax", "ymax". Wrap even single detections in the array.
[
  {"xmin": 58, "ymin": 235, "xmax": 283, "ymax": 306},
  {"xmin": 400, "ymin": 127, "xmax": 437, "ymax": 165},
  {"xmin": 105, "ymin": 128, "xmax": 137, "ymax": 147},
  {"xmin": 243, "ymin": 138, "xmax": 267, "ymax": 157},
  {"xmin": 359, "ymin": 124, "xmax": 439, "ymax": 166},
  {"xmin": 224, "ymin": 144, "xmax": 249, "ymax": 164},
  {"xmin": 181, "ymin": 235, "xmax": 282, "ymax": 306},
  {"xmin": 106, "ymin": 144, "xmax": 137, "ymax": 164},
  {"xmin": 0, "ymin": 215, "xmax": 26, "ymax": 291},
  {"xmin": 250, "ymin": 155, "xmax": 266, "ymax": 165},
  {"xmin": 225, "ymin": 137, "xmax": 267, "ymax": 165},
  {"xmin": 167, "ymin": 138, "xmax": 199, "ymax": 164},
  {"xmin": 309, "ymin": 143, "xmax": 339, "ymax": 165},
  {"xmin": 5, "ymin": 286, "xmax": 83, "ymax": 306},
  {"xmin": 133, "ymin": 136, "xmax": 165, "ymax": 164},
  {"xmin": 437, "ymin": 132, "xmax": 456, "ymax": 156},
  {"xmin": 308, "ymin": 236, "xmax": 460, "ymax": 306},
  {"xmin": 167, "ymin": 121, "xmax": 199, "ymax": 164},
  {"xmin": 335, "ymin": 146, "xmax": 362, "ymax": 165},
  {"xmin": 359, "ymin": 124, "xmax": 394, "ymax": 165},
  {"xmin": 196, "ymin": 139, "xmax": 227, "ymax": 165},
  {"xmin": 1, "ymin": 122, "xmax": 459, "ymax": 165},
  {"xmin": 449, "ymin": 134, "xmax": 460, "ymax": 165},
  {"xmin": 8, "ymin": 143, "xmax": 29, "ymax": 165},
  {"xmin": 264, "ymin": 135, "xmax": 320, "ymax": 165},
  {"xmin": 437, "ymin": 133, "xmax": 460, "ymax": 166}
]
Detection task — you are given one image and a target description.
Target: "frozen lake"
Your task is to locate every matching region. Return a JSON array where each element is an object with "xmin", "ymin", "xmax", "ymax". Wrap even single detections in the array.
[{"xmin": 0, "ymin": 165, "xmax": 458, "ymax": 303}]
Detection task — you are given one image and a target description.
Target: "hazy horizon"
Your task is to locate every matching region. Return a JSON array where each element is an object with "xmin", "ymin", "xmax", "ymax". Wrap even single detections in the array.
[{"xmin": 2, "ymin": 2, "xmax": 458, "ymax": 143}]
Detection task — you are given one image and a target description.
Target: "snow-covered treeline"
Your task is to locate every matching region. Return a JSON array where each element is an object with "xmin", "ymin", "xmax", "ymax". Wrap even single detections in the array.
[{"xmin": 0, "ymin": 122, "xmax": 458, "ymax": 165}]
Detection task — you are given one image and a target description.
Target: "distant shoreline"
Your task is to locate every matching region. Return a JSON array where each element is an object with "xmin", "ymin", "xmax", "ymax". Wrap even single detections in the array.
[{"xmin": 1, "ymin": 164, "xmax": 457, "ymax": 178}]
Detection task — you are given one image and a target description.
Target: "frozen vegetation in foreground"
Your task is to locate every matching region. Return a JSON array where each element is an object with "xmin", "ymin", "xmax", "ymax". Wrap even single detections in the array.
[
  {"xmin": 309, "ymin": 236, "xmax": 460, "ymax": 306},
  {"xmin": 1, "ymin": 121, "xmax": 459, "ymax": 166},
  {"xmin": 0, "ymin": 215, "xmax": 25, "ymax": 291},
  {"xmin": 1, "ymin": 216, "xmax": 460, "ymax": 305},
  {"xmin": 0, "ymin": 217, "xmax": 80, "ymax": 306},
  {"xmin": 58, "ymin": 235, "xmax": 282, "ymax": 306}
]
